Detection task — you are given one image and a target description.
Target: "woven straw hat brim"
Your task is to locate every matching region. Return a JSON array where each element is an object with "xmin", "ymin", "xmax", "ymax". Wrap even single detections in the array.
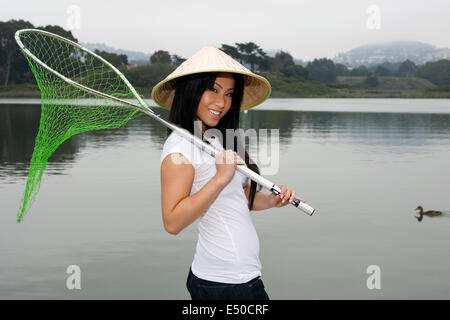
[{"xmin": 151, "ymin": 46, "xmax": 271, "ymax": 111}]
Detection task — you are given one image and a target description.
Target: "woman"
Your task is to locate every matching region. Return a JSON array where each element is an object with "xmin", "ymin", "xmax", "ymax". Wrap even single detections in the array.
[{"xmin": 152, "ymin": 46, "xmax": 306, "ymax": 300}]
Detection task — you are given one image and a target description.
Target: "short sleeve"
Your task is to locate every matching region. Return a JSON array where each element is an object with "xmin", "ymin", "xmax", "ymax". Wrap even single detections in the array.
[{"xmin": 160, "ymin": 133, "xmax": 198, "ymax": 168}]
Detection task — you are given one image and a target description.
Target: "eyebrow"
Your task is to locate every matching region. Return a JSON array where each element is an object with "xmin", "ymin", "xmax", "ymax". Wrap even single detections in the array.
[{"xmin": 215, "ymin": 82, "xmax": 234, "ymax": 91}]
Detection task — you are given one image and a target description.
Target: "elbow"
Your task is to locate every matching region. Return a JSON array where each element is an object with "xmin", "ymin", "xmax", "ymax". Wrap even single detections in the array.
[
  {"xmin": 162, "ymin": 208, "xmax": 180, "ymax": 235},
  {"xmin": 163, "ymin": 220, "xmax": 181, "ymax": 235},
  {"xmin": 165, "ymin": 225, "xmax": 181, "ymax": 236}
]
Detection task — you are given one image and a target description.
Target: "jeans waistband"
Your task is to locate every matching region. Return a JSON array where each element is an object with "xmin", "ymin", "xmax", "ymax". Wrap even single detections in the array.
[{"xmin": 189, "ymin": 267, "xmax": 260, "ymax": 286}]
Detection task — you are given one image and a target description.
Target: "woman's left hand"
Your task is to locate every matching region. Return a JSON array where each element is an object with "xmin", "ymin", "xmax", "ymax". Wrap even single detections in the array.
[{"xmin": 268, "ymin": 184, "xmax": 305, "ymax": 208}]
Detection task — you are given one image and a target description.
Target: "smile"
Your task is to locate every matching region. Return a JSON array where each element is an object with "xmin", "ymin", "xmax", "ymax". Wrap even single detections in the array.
[{"xmin": 208, "ymin": 109, "xmax": 222, "ymax": 119}]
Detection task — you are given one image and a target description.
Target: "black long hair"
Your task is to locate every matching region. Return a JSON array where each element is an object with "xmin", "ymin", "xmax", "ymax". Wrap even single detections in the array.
[{"xmin": 166, "ymin": 72, "xmax": 261, "ymax": 210}]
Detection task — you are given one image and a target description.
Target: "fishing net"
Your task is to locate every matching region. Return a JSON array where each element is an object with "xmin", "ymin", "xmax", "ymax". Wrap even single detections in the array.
[{"xmin": 15, "ymin": 29, "xmax": 140, "ymax": 222}]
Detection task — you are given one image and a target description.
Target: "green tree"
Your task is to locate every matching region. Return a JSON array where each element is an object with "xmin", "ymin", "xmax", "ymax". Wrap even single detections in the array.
[
  {"xmin": 377, "ymin": 61, "xmax": 400, "ymax": 75},
  {"xmin": 39, "ymin": 25, "xmax": 78, "ymax": 42},
  {"xmin": 234, "ymin": 42, "xmax": 267, "ymax": 72},
  {"xmin": 417, "ymin": 59, "xmax": 450, "ymax": 86},
  {"xmin": 306, "ymin": 58, "xmax": 338, "ymax": 83},
  {"xmin": 397, "ymin": 59, "xmax": 417, "ymax": 78},
  {"xmin": 258, "ymin": 50, "xmax": 301, "ymax": 74},
  {"xmin": 349, "ymin": 65, "xmax": 372, "ymax": 77},
  {"xmin": 120, "ymin": 54, "xmax": 128, "ymax": 66},
  {"xmin": 124, "ymin": 63, "xmax": 176, "ymax": 89},
  {"xmin": 220, "ymin": 44, "xmax": 241, "ymax": 62},
  {"xmin": 94, "ymin": 50, "xmax": 127, "ymax": 67},
  {"xmin": 272, "ymin": 51, "xmax": 294, "ymax": 72},
  {"xmin": 0, "ymin": 19, "xmax": 34, "ymax": 87},
  {"xmin": 335, "ymin": 63, "xmax": 350, "ymax": 76},
  {"xmin": 221, "ymin": 42, "xmax": 271, "ymax": 72},
  {"xmin": 150, "ymin": 50, "xmax": 171, "ymax": 65},
  {"xmin": 374, "ymin": 65, "xmax": 391, "ymax": 76},
  {"xmin": 280, "ymin": 64, "xmax": 309, "ymax": 79},
  {"xmin": 171, "ymin": 54, "xmax": 185, "ymax": 66}
]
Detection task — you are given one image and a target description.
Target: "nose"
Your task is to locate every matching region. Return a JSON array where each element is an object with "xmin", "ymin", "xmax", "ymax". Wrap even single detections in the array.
[{"xmin": 214, "ymin": 94, "xmax": 225, "ymax": 109}]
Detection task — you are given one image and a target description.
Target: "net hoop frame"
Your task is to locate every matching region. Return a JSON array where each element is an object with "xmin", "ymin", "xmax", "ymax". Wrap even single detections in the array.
[{"xmin": 15, "ymin": 28, "xmax": 151, "ymax": 114}]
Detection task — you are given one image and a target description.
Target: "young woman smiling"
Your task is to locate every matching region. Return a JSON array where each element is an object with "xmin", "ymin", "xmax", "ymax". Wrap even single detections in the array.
[{"xmin": 152, "ymin": 46, "xmax": 305, "ymax": 300}]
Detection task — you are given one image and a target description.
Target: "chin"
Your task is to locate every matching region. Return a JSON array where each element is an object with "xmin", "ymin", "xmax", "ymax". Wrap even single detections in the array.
[
  {"xmin": 209, "ymin": 119, "xmax": 220, "ymax": 125},
  {"xmin": 203, "ymin": 117, "xmax": 220, "ymax": 127}
]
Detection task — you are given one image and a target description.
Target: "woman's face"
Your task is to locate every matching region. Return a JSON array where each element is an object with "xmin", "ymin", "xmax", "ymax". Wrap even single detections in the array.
[{"xmin": 197, "ymin": 73, "xmax": 235, "ymax": 132}]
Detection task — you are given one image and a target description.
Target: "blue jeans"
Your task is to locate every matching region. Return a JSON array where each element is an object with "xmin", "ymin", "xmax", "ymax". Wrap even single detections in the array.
[{"xmin": 186, "ymin": 268, "xmax": 270, "ymax": 300}]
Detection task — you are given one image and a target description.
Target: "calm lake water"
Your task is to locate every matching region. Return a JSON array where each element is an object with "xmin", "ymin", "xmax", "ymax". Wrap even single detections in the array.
[{"xmin": 1, "ymin": 98, "xmax": 450, "ymax": 299}]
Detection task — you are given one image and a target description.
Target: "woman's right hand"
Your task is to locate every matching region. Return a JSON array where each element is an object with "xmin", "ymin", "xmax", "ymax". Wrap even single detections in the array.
[{"xmin": 214, "ymin": 150, "xmax": 245, "ymax": 186}]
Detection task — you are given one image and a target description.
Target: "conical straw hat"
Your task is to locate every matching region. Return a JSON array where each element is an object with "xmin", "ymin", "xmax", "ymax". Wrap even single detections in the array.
[{"xmin": 151, "ymin": 45, "xmax": 271, "ymax": 111}]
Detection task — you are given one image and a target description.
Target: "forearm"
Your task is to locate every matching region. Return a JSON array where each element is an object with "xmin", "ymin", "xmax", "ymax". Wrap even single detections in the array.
[
  {"xmin": 250, "ymin": 191, "xmax": 274, "ymax": 211},
  {"xmin": 164, "ymin": 175, "xmax": 227, "ymax": 234}
]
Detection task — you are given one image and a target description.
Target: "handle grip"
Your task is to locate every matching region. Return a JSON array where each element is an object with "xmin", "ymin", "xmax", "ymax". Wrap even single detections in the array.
[
  {"xmin": 292, "ymin": 199, "xmax": 315, "ymax": 216},
  {"xmin": 270, "ymin": 186, "xmax": 315, "ymax": 216}
]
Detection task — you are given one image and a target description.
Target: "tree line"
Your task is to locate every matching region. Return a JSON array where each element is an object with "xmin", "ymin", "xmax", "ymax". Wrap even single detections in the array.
[
  {"xmin": 306, "ymin": 58, "xmax": 450, "ymax": 86},
  {"xmin": 0, "ymin": 20, "xmax": 79, "ymax": 87},
  {"xmin": 1, "ymin": 19, "xmax": 449, "ymax": 92}
]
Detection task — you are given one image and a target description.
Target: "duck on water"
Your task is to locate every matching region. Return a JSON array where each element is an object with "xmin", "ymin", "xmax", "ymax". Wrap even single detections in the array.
[{"xmin": 415, "ymin": 206, "xmax": 443, "ymax": 222}]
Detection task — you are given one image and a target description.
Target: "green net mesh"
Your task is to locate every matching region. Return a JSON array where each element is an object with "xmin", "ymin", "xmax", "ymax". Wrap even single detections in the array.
[{"xmin": 16, "ymin": 30, "xmax": 140, "ymax": 222}]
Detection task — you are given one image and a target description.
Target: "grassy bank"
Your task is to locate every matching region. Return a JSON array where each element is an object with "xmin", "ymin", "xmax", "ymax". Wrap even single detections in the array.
[
  {"xmin": 0, "ymin": 83, "xmax": 41, "ymax": 98},
  {"xmin": 334, "ymin": 76, "xmax": 450, "ymax": 98},
  {"xmin": 2, "ymin": 80, "xmax": 450, "ymax": 99},
  {"xmin": 268, "ymin": 75, "xmax": 450, "ymax": 98}
]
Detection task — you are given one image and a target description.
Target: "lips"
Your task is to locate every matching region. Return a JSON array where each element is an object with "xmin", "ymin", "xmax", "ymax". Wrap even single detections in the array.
[{"xmin": 208, "ymin": 109, "xmax": 222, "ymax": 120}]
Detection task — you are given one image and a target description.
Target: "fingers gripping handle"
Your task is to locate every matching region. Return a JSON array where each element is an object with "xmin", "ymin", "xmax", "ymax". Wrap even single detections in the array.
[
  {"xmin": 234, "ymin": 165, "xmax": 316, "ymax": 216},
  {"xmin": 270, "ymin": 185, "xmax": 315, "ymax": 216}
]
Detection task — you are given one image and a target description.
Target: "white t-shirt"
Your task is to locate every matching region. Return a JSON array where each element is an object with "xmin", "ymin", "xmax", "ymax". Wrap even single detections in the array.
[{"xmin": 160, "ymin": 130, "xmax": 262, "ymax": 284}]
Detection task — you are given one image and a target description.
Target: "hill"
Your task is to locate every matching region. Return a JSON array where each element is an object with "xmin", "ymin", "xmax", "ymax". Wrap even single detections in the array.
[
  {"xmin": 81, "ymin": 42, "xmax": 151, "ymax": 65},
  {"xmin": 334, "ymin": 41, "xmax": 450, "ymax": 67}
]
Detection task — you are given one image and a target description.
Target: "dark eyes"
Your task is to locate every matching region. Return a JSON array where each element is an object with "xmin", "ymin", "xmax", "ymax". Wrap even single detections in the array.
[{"xmin": 209, "ymin": 88, "xmax": 233, "ymax": 96}]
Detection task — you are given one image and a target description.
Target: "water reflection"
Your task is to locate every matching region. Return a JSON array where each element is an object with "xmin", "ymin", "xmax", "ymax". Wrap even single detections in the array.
[
  {"xmin": 0, "ymin": 105, "xmax": 166, "ymax": 179},
  {"xmin": 0, "ymin": 105, "xmax": 80, "ymax": 178},
  {"xmin": 245, "ymin": 109, "xmax": 450, "ymax": 149},
  {"xmin": 1, "ymin": 104, "xmax": 450, "ymax": 180}
]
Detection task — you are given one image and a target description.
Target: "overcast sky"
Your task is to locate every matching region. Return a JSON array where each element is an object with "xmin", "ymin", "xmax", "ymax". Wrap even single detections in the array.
[{"xmin": 2, "ymin": 0, "xmax": 450, "ymax": 60}]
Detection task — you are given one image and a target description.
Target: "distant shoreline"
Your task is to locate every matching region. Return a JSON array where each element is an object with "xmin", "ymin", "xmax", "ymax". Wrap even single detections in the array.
[{"xmin": 1, "ymin": 83, "xmax": 449, "ymax": 99}]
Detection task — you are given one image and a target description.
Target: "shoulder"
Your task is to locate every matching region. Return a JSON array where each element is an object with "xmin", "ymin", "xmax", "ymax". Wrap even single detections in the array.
[
  {"xmin": 160, "ymin": 131, "xmax": 198, "ymax": 167},
  {"xmin": 162, "ymin": 131, "xmax": 182, "ymax": 148}
]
